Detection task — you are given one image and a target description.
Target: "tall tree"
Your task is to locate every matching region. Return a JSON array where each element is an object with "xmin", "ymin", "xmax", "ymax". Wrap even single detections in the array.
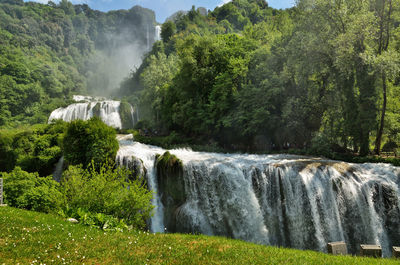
[{"xmin": 374, "ymin": 0, "xmax": 394, "ymax": 154}]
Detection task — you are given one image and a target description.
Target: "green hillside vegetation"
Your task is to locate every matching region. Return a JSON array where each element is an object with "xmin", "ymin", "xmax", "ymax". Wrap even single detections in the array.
[
  {"xmin": 0, "ymin": 121, "xmax": 67, "ymax": 174},
  {"xmin": 1, "ymin": 162, "xmax": 153, "ymax": 228},
  {"xmin": 0, "ymin": 0, "xmax": 156, "ymax": 127},
  {"xmin": 1, "ymin": 207, "xmax": 398, "ymax": 265},
  {"xmin": 126, "ymin": 0, "xmax": 400, "ymax": 157},
  {"xmin": 0, "ymin": 117, "xmax": 118, "ymax": 175}
]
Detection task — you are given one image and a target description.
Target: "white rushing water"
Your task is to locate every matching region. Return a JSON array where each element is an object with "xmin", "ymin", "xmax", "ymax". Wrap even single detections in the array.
[
  {"xmin": 117, "ymin": 138, "xmax": 165, "ymax": 233},
  {"xmin": 53, "ymin": 156, "xmax": 64, "ymax": 182},
  {"xmin": 116, "ymin": 137, "xmax": 400, "ymax": 256},
  {"xmin": 155, "ymin": 25, "xmax": 161, "ymax": 41},
  {"xmin": 48, "ymin": 95, "xmax": 136, "ymax": 129}
]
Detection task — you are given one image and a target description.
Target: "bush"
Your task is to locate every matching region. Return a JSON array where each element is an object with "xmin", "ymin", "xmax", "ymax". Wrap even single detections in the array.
[
  {"xmin": 59, "ymin": 207, "xmax": 129, "ymax": 231},
  {"xmin": 63, "ymin": 117, "xmax": 119, "ymax": 168},
  {"xmin": 1, "ymin": 167, "xmax": 63, "ymax": 213},
  {"xmin": 0, "ymin": 121, "xmax": 66, "ymax": 175},
  {"xmin": 61, "ymin": 163, "xmax": 154, "ymax": 229}
]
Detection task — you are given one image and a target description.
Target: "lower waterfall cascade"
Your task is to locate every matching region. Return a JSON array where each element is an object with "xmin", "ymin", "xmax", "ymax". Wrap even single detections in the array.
[{"xmin": 116, "ymin": 136, "xmax": 400, "ymax": 257}]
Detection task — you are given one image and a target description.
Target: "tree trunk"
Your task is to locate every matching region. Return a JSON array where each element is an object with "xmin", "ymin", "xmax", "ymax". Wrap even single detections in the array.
[{"xmin": 375, "ymin": 73, "xmax": 387, "ymax": 155}]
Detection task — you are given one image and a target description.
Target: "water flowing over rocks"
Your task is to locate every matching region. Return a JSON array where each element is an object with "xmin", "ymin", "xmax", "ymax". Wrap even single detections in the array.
[
  {"xmin": 116, "ymin": 136, "xmax": 400, "ymax": 257},
  {"xmin": 48, "ymin": 95, "xmax": 137, "ymax": 129}
]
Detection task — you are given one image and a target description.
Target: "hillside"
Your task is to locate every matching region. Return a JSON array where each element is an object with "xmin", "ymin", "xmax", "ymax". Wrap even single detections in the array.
[
  {"xmin": 127, "ymin": 0, "xmax": 400, "ymax": 156},
  {"xmin": 0, "ymin": 206, "xmax": 397, "ymax": 264},
  {"xmin": 0, "ymin": 0, "xmax": 156, "ymax": 127}
]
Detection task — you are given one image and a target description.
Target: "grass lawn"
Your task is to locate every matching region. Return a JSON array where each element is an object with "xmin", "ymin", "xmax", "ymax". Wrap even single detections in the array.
[{"xmin": 0, "ymin": 206, "xmax": 398, "ymax": 264}]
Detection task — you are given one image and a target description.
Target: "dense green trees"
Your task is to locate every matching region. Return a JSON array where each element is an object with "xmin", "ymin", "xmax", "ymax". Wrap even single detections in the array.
[
  {"xmin": 126, "ymin": 0, "xmax": 400, "ymax": 155},
  {"xmin": 0, "ymin": 121, "xmax": 66, "ymax": 174}
]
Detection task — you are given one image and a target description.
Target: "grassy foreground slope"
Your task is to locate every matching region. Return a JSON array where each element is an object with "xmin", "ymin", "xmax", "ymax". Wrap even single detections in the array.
[{"xmin": 0, "ymin": 207, "xmax": 397, "ymax": 265}]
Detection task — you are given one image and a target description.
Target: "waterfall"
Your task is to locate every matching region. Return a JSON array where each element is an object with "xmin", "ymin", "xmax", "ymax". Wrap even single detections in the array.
[
  {"xmin": 147, "ymin": 25, "xmax": 150, "ymax": 50},
  {"xmin": 155, "ymin": 25, "xmax": 161, "ymax": 41},
  {"xmin": 48, "ymin": 95, "xmax": 137, "ymax": 129},
  {"xmin": 53, "ymin": 156, "xmax": 64, "ymax": 182},
  {"xmin": 116, "ymin": 137, "xmax": 400, "ymax": 256},
  {"xmin": 117, "ymin": 139, "xmax": 165, "ymax": 233}
]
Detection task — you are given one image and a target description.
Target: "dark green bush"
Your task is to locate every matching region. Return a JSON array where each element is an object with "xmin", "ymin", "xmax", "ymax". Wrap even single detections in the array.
[
  {"xmin": 63, "ymin": 117, "xmax": 119, "ymax": 168},
  {"xmin": 0, "ymin": 121, "xmax": 66, "ymax": 174}
]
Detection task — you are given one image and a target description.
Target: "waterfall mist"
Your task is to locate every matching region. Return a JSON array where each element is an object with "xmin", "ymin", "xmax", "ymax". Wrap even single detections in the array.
[{"xmin": 83, "ymin": 6, "xmax": 158, "ymax": 97}]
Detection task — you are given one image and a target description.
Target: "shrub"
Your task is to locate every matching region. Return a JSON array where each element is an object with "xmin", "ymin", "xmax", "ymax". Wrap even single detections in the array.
[
  {"xmin": 63, "ymin": 117, "xmax": 119, "ymax": 168},
  {"xmin": 61, "ymin": 163, "xmax": 153, "ymax": 229},
  {"xmin": 0, "ymin": 121, "xmax": 66, "ymax": 175},
  {"xmin": 59, "ymin": 207, "xmax": 129, "ymax": 231},
  {"xmin": 1, "ymin": 167, "xmax": 63, "ymax": 213}
]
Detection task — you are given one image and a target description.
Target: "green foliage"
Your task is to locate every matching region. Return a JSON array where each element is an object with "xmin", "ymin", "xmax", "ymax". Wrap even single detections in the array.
[
  {"xmin": 309, "ymin": 133, "xmax": 333, "ymax": 158},
  {"xmin": 119, "ymin": 100, "xmax": 135, "ymax": 129},
  {"xmin": 156, "ymin": 151, "xmax": 185, "ymax": 206},
  {"xmin": 63, "ymin": 117, "xmax": 119, "ymax": 167},
  {"xmin": 60, "ymin": 163, "xmax": 153, "ymax": 229},
  {"xmin": 156, "ymin": 151, "xmax": 183, "ymax": 176},
  {"xmin": 0, "ymin": 121, "xmax": 66, "ymax": 174},
  {"xmin": 121, "ymin": 0, "xmax": 400, "ymax": 156},
  {"xmin": 1, "ymin": 167, "xmax": 63, "ymax": 213},
  {"xmin": 161, "ymin": 21, "xmax": 176, "ymax": 42},
  {"xmin": 59, "ymin": 207, "xmax": 128, "ymax": 231},
  {"xmin": 139, "ymin": 52, "xmax": 179, "ymax": 128}
]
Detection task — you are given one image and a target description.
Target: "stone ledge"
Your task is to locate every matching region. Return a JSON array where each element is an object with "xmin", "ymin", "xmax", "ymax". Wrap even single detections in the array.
[
  {"xmin": 360, "ymin": 244, "xmax": 382, "ymax": 258},
  {"xmin": 327, "ymin": 241, "xmax": 347, "ymax": 255},
  {"xmin": 393, "ymin": 246, "xmax": 400, "ymax": 258}
]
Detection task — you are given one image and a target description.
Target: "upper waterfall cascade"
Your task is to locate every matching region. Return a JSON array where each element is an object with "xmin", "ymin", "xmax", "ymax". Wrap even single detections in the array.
[
  {"xmin": 155, "ymin": 25, "xmax": 161, "ymax": 41},
  {"xmin": 48, "ymin": 95, "xmax": 137, "ymax": 129},
  {"xmin": 116, "ymin": 136, "xmax": 400, "ymax": 257}
]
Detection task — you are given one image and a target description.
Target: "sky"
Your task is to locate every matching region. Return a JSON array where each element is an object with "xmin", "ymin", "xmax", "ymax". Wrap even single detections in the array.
[{"xmin": 25, "ymin": 0, "xmax": 295, "ymax": 22}]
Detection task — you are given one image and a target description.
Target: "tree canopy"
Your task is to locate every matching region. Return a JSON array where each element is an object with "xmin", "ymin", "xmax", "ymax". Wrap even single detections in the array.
[{"xmin": 123, "ymin": 0, "xmax": 400, "ymax": 156}]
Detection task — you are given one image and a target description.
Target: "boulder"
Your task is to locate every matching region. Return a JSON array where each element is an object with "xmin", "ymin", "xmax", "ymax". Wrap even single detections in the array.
[
  {"xmin": 360, "ymin": 244, "xmax": 382, "ymax": 258},
  {"xmin": 156, "ymin": 151, "xmax": 186, "ymax": 232},
  {"xmin": 67, "ymin": 218, "xmax": 79, "ymax": 223},
  {"xmin": 327, "ymin": 241, "xmax": 347, "ymax": 255},
  {"xmin": 393, "ymin": 247, "xmax": 400, "ymax": 258}
]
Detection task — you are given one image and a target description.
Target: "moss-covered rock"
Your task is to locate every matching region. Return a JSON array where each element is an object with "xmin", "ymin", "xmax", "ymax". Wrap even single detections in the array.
[
  {"xmin": 156, "ymin": 151, "xmax": 186, "ymax": 231},
  {"xmin": 119, "ymin": 155, "xmax": 147, "ymax": 187},
  {"xmin": 119, "ymin": 101, "xmax": 135, "ymax": 129},
  {"xmin": 92, "ymin": 102, "xmax": 101, "ymax": 118}
]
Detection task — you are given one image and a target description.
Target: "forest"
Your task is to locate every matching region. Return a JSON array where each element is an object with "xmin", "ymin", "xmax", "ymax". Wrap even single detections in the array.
[{"xmin": 123, "ymin": 0, "xmax": 400, "ymax": 158}]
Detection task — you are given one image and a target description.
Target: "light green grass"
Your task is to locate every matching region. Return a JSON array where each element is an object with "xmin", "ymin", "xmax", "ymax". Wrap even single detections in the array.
[{"xmin": 0, "ymin": 207, "xmax": 398, "ymax": 264}]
